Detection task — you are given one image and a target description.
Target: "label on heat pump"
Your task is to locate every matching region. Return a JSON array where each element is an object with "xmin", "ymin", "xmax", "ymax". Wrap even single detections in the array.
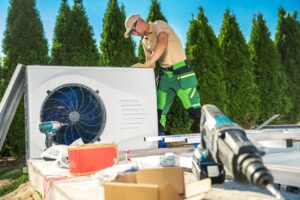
[{"xmin": 207, "ymin": 165, "xmax": 220, "ymax": 177}]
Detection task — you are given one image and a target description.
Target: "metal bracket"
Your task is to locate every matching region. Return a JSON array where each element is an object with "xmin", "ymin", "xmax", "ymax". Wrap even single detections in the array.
[{"xmin": 0, "ymin": 64, "xmax": 25, "ymax": 150}]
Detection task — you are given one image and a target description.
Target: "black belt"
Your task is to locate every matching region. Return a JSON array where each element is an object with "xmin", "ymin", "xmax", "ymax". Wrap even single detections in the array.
[
  {"xmin": 162, "ymin": 60, "xmax": 192, "ymax": 75},
  {"xmin": 162, "ymin": 67, "xmax": 173, "ymax": 71}
]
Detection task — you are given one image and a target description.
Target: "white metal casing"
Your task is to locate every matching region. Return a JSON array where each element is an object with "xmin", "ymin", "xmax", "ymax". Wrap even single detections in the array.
[{"xmin": 25, "ymin": 65, "xmax": 158, "ymax": 158}]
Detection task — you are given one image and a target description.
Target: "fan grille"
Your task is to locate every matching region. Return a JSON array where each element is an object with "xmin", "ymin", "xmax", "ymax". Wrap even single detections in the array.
[{"xmin": 40, "ymin": 84, "xmax": 106, "ymax": 145}]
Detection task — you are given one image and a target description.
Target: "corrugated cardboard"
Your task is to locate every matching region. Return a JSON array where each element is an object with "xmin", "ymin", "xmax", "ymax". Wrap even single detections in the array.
[
  {"xmin": 135, "ymin": 167, "xmax": 185, "ymax": 195},
  {"xmin": 104, "ymin": 167, "xmax": 184, "ymax": 200},
  {"xmin": 104, "ymin": 182, "xmax": 159, "ymax": 200},
  {"xmin": 68, "ymin": 143, "xmax": 118, "ymax": 175}
]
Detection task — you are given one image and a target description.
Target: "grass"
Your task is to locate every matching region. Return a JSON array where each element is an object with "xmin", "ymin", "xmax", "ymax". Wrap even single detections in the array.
[{"xmin": 0, "ymin": 164, "xmax": 28, "ymax": 197}]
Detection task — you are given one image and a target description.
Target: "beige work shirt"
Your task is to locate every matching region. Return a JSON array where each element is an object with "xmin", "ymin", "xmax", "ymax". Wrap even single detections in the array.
[{"xmin": 142, "ymin": 20, "xmax": 186, "ymax": 68}]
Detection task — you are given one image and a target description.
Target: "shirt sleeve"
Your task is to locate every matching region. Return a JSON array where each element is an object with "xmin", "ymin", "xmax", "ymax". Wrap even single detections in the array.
[{"xmin": 153, "ymin": 20, "xmax": 171, "ymax": 36}]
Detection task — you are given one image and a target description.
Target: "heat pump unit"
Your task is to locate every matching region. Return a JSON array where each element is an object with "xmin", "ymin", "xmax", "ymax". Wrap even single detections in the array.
[{"xmin": 25, "ymin": 65, "xmax": 158, "ymax": 158}]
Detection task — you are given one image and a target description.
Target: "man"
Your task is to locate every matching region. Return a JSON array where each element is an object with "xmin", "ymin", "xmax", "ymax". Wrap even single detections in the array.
[{"xmin": 124, "ymin": 14, "xmax": 201, "ymax": 136}]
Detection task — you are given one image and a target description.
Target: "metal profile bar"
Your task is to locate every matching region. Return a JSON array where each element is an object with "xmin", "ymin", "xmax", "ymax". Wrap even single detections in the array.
[
  {"xmin": 185, "ymin": 137, "xmax": 201, "ymax": 144},
  {"xmin": 144, "ymin": 129, "xmax": 300, "ymax": 145},
  {"xmin": 263, "ymin": 151, "xmax": 300, "ymax": 187},
  {"xmin": 145, "ymin": 133, "xmax": 199, "ymax": 143},
  {"xmin": 246, "ymin": 129, "xmax": 300, "ymax": 141},
  {"xmin": 0, "ymin": 64, "xmax": 25, "ymax": 150},
  {"xmin": 255, "ymin": 114, "xmax": 279, "ymax": 130},
  {"xmin": 144, "ymin": 136, "xmax": 164, "ymax": 142},
  {"xmin": 261, "ymin": 125, "xmax": 300, "ymax": 129},
  {"xmin": 118, "ymin": 146, "xmax": 195, "ymax": 160},
  {"xmin": 164, "ymin": 136, "xmax": 187, "ymax": 142}
]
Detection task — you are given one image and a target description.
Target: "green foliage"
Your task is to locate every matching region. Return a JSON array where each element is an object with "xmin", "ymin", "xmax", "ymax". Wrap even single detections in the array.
[
  {"xmin": 0, "ymin": 69, "xmax": 5, "ymax": 100},
  {"xmin": 166, "ymin": 99, "xmax": 192, "ymax": 134},
  {"xmin": 218, "ymin": 10, "xmax": 259, "ymax": 128},
  {"xmin": 0, "ymin": 165, "xmax": 28, "ymax": 197},
  {"xmin": 100, "ymin": 0, "xmax": 137, "ymax": 66},
  {"xmin": 275, "ymin": 8, "xmax": 300, "ymax": 122},
  {"xmin": 50, "ymin": 0, "xmax": 71, "ymax": 65},
  {"xmin": 61, "ymin": 0, "xmax": 99, "ymax": 65},
  {"xmin": 0, "ymin": 174, "xmax": 28, "ymax": 196},
  {"xmin": 1, "ymin": 101, "xmax": 26, "ymax": 156},
  {"xmin": 146, "ymin": 0, "xmax": 167, "ymax": 22},
  {"xmin": 1, "ymin": 0, "xmax": 48, "ymax": 156},
  {"xmin": 0, "ymin": 165, "xmax": 23, "ymax": 180},
  {"xmin": 3, "ymin": 0, "xmax": 48, "ymax": 73},
  {"xmin": 248, "ymin": 14, "xmax": 291, "ymax": 123},
  {"xmin": 50, "ymin": 0, "xmax": 99, "ymax": 65},
  {"xmin": 138, "ymin": 0, "xmax": 167, "ymax": 63},
  {"xmin": 186, "ymin": 7, "xmax": 228, "ymax": 113}
]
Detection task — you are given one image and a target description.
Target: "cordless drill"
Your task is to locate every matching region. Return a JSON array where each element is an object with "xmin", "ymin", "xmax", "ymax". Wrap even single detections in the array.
[
  {"xmin": 195, "ymin": 104, "xmax": 285, "ymax": 200},
  {"xmin": 39, "ymin": 121, "xmax": 67, "ymax": 148}
]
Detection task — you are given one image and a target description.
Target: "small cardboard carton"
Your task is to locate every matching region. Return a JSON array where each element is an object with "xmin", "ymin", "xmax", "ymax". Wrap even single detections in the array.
[
  {"xmin": 104, "ymin": 167, "xmax": 211, "ymax": 200},
  {"xmin": 68, "ymin": 143, "xmax": 118, "ymax": 176}
]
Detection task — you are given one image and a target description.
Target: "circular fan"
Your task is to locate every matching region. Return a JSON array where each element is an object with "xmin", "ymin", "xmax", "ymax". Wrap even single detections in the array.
[{"xmin": 40, "ymin": 84, "xmax": 106, "ymax": 145}]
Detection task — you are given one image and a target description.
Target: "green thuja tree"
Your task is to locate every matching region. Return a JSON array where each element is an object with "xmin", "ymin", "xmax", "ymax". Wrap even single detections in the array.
[
  {"xmin": 249, "ymin": 14, "xmax": 291, "ymax": 123},
  {"xmin": 218, "ymin": 10, "xmax": 259, "ymax": 128},
  {"xmin": 100, "ymin": 0, "xmax": 136, "ymax": 66},
  {"xmin": 0, "ymin": 64, "xmax": 4, "ymax": 101},
  {"xmin": 50, "ymin": 0, "xmax": 71, "ymax": 65},
  {"xmin": 64, "ymin": 0, "xmax": 98, "ymax": 65},
  {"xmin": 1, "ymin": 0, "xmax": 48, "ymax": 156},
  {"xmin": 187, "ymin": 7, "xmax": 227, "ymax": 112},
  {"xmin": 275, "ymin": 8, "xmax": 300, "ymax": 122},
  {"xmin": 138, "ymin": 0, "xmax": 167, "ymax": 63}
]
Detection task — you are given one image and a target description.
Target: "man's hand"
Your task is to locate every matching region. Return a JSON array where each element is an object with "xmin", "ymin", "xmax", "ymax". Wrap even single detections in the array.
[{"xmin": 131, "ymin": 63, "xmax": 148, "ymax": 68}]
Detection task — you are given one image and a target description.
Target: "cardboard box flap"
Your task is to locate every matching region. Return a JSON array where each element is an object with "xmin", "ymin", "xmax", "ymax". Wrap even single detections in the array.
[
  {"xmin": 115, "ymin": 172, "xmax": 136, "ymax": 183},
  {"xmin": 185, "ymin": 178, "xmax": 211, "ymax": 199},
  {"xmin": 104, "ymin": 182, "xmax": 159, "ymax": 200},
  {"xmin": 135, "ymin": 167, "xmax": 185, "ymax": 195},
  {"xmin": 159, "ymin": 184, "xmax": 183, "ymax": 200}
]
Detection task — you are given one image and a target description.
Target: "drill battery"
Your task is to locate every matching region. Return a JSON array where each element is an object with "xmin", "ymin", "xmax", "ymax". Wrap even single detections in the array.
[{"xmin": 192, "ymin": 147, "xmax": 225, "ymax": 184}]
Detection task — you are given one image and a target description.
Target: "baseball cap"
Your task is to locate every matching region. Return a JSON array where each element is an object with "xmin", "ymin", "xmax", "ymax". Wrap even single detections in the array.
[{"xmin": 124, "ymin": 14, "xmax": 141, "ymax": 38}]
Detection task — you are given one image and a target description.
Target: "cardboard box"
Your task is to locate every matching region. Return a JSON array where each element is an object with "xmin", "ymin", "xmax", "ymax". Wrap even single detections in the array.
[
  {"xmin": 104, "ymin": 167, "xmax": 184, "ymax": 200},
  {"xmin": 68, "ymin": 143, "xmax": 117, "ymax": 175}
]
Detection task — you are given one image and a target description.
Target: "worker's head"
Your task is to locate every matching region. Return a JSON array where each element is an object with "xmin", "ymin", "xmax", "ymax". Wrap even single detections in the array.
[{"xmin": 124, "ymin": 14, "xmax": 147, "ymax": 38}]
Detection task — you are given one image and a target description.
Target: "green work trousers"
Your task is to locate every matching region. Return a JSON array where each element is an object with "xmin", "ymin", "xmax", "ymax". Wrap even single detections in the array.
[{"xmin": 157, "ymin": 60, "xmax": 201, "ymax": 129}]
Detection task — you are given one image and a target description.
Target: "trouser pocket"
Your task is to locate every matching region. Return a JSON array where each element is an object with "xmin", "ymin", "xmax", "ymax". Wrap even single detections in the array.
[{"xmin": 177, "ymin": 72, "xmax": 198, "ymax": 89}]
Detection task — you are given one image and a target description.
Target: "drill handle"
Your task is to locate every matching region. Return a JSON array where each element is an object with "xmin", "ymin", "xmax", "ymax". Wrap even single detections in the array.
[{"xmin": 45, "ymin": 133, "xmax": 53, "ymax": 148}]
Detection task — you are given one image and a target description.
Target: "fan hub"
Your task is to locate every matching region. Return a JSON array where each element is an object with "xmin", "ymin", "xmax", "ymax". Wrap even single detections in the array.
[{"xmin": 69, "ymin": 111, "xmax": 80, "ymax": 122}]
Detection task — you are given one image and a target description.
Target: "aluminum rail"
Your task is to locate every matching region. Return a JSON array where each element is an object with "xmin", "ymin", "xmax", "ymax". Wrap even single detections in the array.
[
  {"xmin": 144, "ymin": 133, "xmax": 200, "ymax": 143},
  {"xmin": 144, "ymin": 129, "xmax": 300, "ymax": 144},
  {"xmin": 246, "ymin": 129, "xmax": 300, "ymax": 141},
  {"xmin": 0, "ymin": 64, "xmax": 25, "ymax": 150},
  {"xmin": 255, "ymin": 114, "xmax": 280, "ymax": 130},
  {"xmin": 118, "ymin": 146, "xmax": 195, "ymax": 160},
  {"xmin": 263, "ymin": 151, "xmax": 300, "ymax": 188},
  {"xmin": 261, "ymin": 125, "xmax": 300, "ymax": 129}
]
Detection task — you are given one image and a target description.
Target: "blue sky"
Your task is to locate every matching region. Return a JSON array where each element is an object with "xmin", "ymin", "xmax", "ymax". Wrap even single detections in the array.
[{"xmin": 0, "ymin": 0, "xmax": 299, "ymax": 57}]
